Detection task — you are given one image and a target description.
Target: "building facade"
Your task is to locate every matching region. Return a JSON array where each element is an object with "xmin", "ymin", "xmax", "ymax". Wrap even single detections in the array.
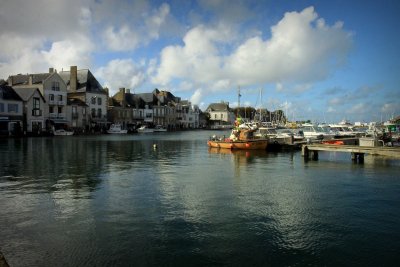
[
  {"xmin": 13, "ymin": 88, "xmax": 46, "ymax": 134},
  {"xmin": 0, "ymin": 84, "xmax": 24, "ymax": 136}
]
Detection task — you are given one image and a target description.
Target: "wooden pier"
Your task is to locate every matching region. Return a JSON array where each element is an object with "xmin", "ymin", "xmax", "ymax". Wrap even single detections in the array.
[{"xmin": 302, "ymin": 144, "xmax": 400, "ymax": 162}]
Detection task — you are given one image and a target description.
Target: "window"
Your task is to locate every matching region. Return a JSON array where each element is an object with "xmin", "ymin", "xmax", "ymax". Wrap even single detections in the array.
[
  {"xmin": 221, "ymin": 114, "xmax": 224, "ymax": 119},
  {"xmin": 214, "ymin": 114, "xmax": 217, "ymax": 119},
  {"xmin": 49, "ymin": 94, "xmax": 54, "ymax": 101},
  {"xmin": 97, "ymin": 97, "xmax": 102, "ymax": 105},
  {"xmin": 82, "ymin": 108, "xmax": 86, "ymax": 115},
  {"xmin": 91, "ymin": 97, "xmax": 96, "ymax": 105},
  {"xmin": 58, "ymin": 107, "xmax": 62, "ymax": 114},
  {"xmin": 8, "ymin": 104, "xmax": 18, "ymax": 113},
  {"xmin": 49, "ymin": 106, "xmax": 54, "ymax": 113},
  {"xmin": 52, "ymin": 81, "xmax": 60, "ymax": 91},
  {"xmin": 0, "ymin": 103, "xmax": 4, "ymax": 112},
  {"xmin": 91, "ymin": 108, "xmax": 96, "ymax": 117},
  {"xmin": 33, "ymin": 97, "xmax": 40, "ymax": 109},
  {"xmin": 97, "ymin": 108, "xmax": 102, "ymax": 117},
  {"xmin": 72, "ymin": 106, "xmax": 77, "ymax": 113},
  {"xmin": 58, "ymin": 95, "xmax": 63, "ymax": 101}
]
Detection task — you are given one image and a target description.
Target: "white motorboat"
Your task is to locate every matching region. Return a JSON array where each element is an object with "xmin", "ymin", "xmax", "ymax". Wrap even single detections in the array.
[
  {"xmin": 107, "ymin": 124, "xmax": 128, "ymax": 134},
  {"xmin": 54, "ymin": 129, "xmax": 74, "ymax": 136},
  {"xmin": 328, "ymin": 124, "xmax": 356, "ymax": 138},
  {"xmin": 154, "ymin": 125, "xmax": 167, "ymax": 132},
  {"xmin": 137, "ymin": 125, "xmax": 154, "ymax": 133},
  {"xmin": 302, "ymin": 124, "xmax": 334, "ymax": 140}
]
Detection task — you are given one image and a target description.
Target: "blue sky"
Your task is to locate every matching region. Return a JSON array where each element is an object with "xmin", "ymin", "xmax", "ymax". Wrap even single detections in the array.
[{"xmin": 1, "ymin": 0, "xmax": 399, "ymax": 123}]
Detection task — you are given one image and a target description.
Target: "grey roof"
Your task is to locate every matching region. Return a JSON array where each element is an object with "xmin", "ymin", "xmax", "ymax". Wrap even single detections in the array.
[
  {"xmin": 206, "ymin": 103, "xmax": 230, "ymax": 111},
  {"xmin": 13, "ymin": 87, "xmax": 45, "ymax": 102},
  {"xmin": 58, "ymin": 69, "xmax": 106, "ymax": 94},
  {"xmin": 137, "ymin": 92, "xmax": 157, "ymax": 104},
  {"xmin": 9, "ymin": 73, "xmax": 52, "ymax": 85},
  {"xmin": 0, "ymin": 84, "xmax": 23, "ymax": 101}
]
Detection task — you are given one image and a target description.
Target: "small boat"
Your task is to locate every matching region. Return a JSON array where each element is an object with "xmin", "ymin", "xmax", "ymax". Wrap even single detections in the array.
[
  {"xmin": 107, "ymin": 124, "xmax": 128, "ymax": 134},
  {"xmin": 54, "ymin": 129, "xmax": 74, "ymax": 136},
  {"xmin": 154, "ymin": 125, "xmax": 167, "ymax": 132},
  {"xmin": 137, "ymin": 125, "xmax": 154, "ymax": 133},
  {"xmin": 207, "ymin": 128, "xmax": 268, "ymax": 150}
]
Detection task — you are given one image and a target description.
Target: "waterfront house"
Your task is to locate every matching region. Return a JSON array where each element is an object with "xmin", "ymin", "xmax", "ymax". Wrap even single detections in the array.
[
  {"xmin": 180, "ymin": 100, "xmax": 200, "ymax": 129},
  {"xmin": 108, "ymin": 88, "xmax": 136, "ymax": 130},
  {"xmin": 59, "ymin": 66, "xmax": 108, "ymax": 132},
  {"xmin": 13, "ymin": 87, "xmax": 46, "ymax": 135},
  {"xmin": 0, "ymin": 84, "xmax": 24, "ymax": 136},
  {"xmin": 8, "ymin": 68, "xmax": 68, "ymax": 132},
  {"xmin": 205, "ymin": 102, "xmax": 235, "ymax": 128},
  {"xmin": 67, "ymin": 98, "xmax": 89, "ymax": 132}
]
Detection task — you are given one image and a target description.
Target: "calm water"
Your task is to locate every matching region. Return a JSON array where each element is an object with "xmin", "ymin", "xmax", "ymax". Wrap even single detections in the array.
[{"xmin": 1, "ymin": 131, "xmax": 400, "ymax": 267}]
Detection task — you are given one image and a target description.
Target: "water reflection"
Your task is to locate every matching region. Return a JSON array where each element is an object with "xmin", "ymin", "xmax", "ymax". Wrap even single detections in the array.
[
  {"xmin": 208, "ymin": 147, "xmax": 269, "ymax": 165},
  {"xmin": 1, "ymin": 133, "xmax": 400, "ymax": 266}
]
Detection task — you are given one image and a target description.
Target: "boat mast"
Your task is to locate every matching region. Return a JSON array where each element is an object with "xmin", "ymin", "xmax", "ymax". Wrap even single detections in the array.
[{"xmin": 237, "ymin": 86, "xmax": 241, "ymax": 117}]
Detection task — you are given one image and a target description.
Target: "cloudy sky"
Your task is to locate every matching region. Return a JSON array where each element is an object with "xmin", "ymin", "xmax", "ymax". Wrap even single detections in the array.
[{"xmin": 1, "ymin": 0, "xmax": 399, "ymax": 123}]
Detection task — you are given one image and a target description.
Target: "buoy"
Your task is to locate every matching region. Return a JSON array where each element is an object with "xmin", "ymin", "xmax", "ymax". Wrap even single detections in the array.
[
  {"xmin": 245, "ymin": 143, "xmax": 250, "ymax": 148},
  {"xmin": 153, "ymin": 144, "xmax": 157, "ymax": 149}
]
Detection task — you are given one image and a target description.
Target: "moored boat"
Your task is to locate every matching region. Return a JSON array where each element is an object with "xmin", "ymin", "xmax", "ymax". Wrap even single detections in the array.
[
  {"xmin": 107, "ymin": 124, "xmax": 128, "ymax": 134},
  {"xmin": 207, "ymin": 128, "xmax": 268, "ymax": 150},
  {"xmin": 137, "ymin": 125, "xmax": 154, "ymax": 133},
  {"xmin": 54, "ymin": 129, "xmax": 74, "ymax": 136},
  {"xmin": 154, "ymin": 125, "xmax": 167, "ymax": 132}
]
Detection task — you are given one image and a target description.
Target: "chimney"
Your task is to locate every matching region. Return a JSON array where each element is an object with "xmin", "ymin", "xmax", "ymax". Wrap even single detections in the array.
[
  {"xmin": 70, "ymin": 66, "xmax": 77, "ymax": 92},
  {"xmin": 119, "ymin": 88, "xmax": 126, "ymax": 107},
  {"xmin": 28, "ymin": 75, "xmax": 33, "ymax": 85},
  {"xmin": 49, "ymin": 67, "xmax": 54, "ymax": 73},
  {"xmin": 7, "ymin": 76, "xmax": 13, "ymax": 86}
]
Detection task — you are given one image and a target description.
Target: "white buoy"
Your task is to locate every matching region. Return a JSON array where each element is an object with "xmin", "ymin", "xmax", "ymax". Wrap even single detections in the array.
[{"xmin": 153, "ymin": 144, "xmax": 157, "ymax": 149}]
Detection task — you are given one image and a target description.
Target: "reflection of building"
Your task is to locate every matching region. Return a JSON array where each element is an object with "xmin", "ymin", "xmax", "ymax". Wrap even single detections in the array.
[
  {"xmin": 59, "ymin": 66, "xmax": 108, "ymax": 131},
  {"xmin": 0, "ymin": 84, "xmax": 23, "ymax": 135},
  {"xmin": 13, "ymin": 88, "xmax": 46, "ymax": 135}
]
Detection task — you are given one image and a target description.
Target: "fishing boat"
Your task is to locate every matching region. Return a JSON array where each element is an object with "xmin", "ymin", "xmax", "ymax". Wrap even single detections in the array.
[
  {"xmin": 107, "ymin": 124, "xmax": 128, "ymax": 134},
  {"xmin": 207, "ymin": 128, "xmax": 268, "ymax": 150}
]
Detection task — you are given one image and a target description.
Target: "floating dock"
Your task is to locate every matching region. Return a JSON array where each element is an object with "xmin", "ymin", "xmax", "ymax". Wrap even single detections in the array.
[{"xmin": 302, "ymin": 144, "xmax": 400, "ymax": 162}]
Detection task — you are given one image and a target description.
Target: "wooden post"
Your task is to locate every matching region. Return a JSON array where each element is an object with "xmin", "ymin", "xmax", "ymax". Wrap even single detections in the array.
[{"xmin": 302, "ymin": 145, "xmax": 309, "ymax": 160}]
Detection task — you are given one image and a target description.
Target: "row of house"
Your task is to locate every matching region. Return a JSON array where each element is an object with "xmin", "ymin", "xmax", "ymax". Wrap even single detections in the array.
[{"xmin": 0, "ymin": 66, "xmax": 210, "ymax": 136}]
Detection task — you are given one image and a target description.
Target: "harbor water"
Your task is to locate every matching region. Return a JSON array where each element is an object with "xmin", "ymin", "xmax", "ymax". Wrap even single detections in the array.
[{"xmin": 1, "ymin": 130, "xmax": 399, "ymax": 266}]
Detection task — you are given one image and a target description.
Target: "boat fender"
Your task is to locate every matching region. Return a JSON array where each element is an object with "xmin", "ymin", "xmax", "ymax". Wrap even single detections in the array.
[{"xmin": 245, "ymin": 143, "xmax": 250, "ymax": 148}]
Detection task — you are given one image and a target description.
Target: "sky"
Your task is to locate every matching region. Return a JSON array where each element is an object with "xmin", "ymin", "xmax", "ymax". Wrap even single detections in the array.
[{"xmin": 0, "ymin": 0, "xmax": 399, "ymax": 123}]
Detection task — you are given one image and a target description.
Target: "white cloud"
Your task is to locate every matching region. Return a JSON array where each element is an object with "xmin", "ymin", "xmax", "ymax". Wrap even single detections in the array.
[
  {"xmin": 347, "ymin": 103, "xmax": 367, "ymax": 114},
  {"xmin": 145, "ymin": 3, "xmax": 171, "ymax": 40},
  {"xmin": 102, "ymin": 25, "xmax": 141, "ymax": 51},
  {"xmin": 381, "ymin": 103, "xmax": 398, "ymax": 114},
  {"xmin": 153, "ymin": 24, "xmax": 233, "ymax": 85},
  {"xmin": 101, "ymin": 3, "xmax": 172, "ymax": 51},
  {"xmin": 190, "ymin": 89, "xmax": 203, "ymax": 105},
  {"xmin": 42, "ymin": 34, "xmax": 94, "ymax": 70},
  {"xmin": 95, "ymin": 59, "xmax": 146, "ymax": 95},
  {"xmin": 153, "ymin": 6, "xmax": 352, "ymax": 91}
]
